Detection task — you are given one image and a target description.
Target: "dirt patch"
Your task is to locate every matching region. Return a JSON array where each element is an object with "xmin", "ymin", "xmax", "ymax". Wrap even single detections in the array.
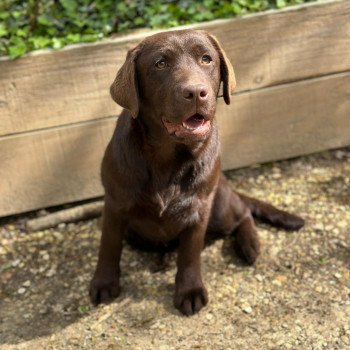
[{"xmin": 1, "ymin": 147, "xmax": 350, "ymax": 349}]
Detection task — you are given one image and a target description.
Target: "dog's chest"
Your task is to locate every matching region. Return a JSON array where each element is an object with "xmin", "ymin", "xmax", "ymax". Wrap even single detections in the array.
[
  {"xmin": 140, "ymin": 160, "xmax": 201, "ymax": 211},
  {"xmin": 136, "ymin": 180, "xmax": 200, "ymax": 218},
  {"xmin": 128, "ymin": 178, "xmax": 203, "ymax": 242},
  {"xmin": 129, "ymin": 197, "xmax": 200, "ymax": 242},
  {"xmin": 153, "ymin": 185, "xmax": 196, "ymax": 217}
]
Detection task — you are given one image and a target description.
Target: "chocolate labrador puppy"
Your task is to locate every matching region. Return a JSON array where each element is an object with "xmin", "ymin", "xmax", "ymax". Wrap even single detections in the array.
[{"xmin": 90, "ymin": 29, "xmax": 304, "ymax": 316}]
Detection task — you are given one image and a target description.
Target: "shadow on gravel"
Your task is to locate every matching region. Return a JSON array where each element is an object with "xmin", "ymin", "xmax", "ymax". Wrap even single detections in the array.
[
  {"xmin": 318, "ymin": 175, "xmax": 350, "ymax": 206},
  {"xmin": 0, "ymin": 221, "xmax": 98, "ymax": 345},
  {"xmin": 0, "ymin": 218, "xmax": 248, "ymax": 345}
]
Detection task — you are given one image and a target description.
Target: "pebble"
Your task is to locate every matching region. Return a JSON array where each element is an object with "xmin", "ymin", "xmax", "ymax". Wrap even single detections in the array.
[
  {"xmin": 272, "ymin": 279, "xmax": 282, "ymax": 287},
  {"xmin": 334, "ymin": 273, "xmax": 342, "ymax": 280},
  {"xmin": 23, "ymin": 280, "xmax": 31, "ymax": 287},
  {"xmin": 242, "ymin": 305, "xmax": 252, "ymax": 314},
  {"xmin": 39, "ymin": 250, "xmax": 50, "ymax": 260},
  {"xmin": 150, "ymin": 321, "xmax": 162, "ymax": 330},
  {"xmin": 315, "ymin": 286, "xmax": 323, "ymax": 293},
  {"xmin": 272, "ymin": 173, "xmax": 282, "ymax": 179},
  {"xmin": 12, "ymin": 259, "xmax": 21, "ymax": 267},
  {"xmin": 17, "ymin": 287, "xmax": 26, "ymax": 294},
  {"xmin": 337, "ymin": 221, "xmax": 347, "ymax": 228},
  {"xmin": 333, "ymin": 228, "xmax": 340, "ymax": 235},
  {"xmin": 39, "ymin": 306, "xmax": 49, "ymax": 315},
  {"xmin": 255, "ymin": 274, "xmax": 263, "ymax": 282},
  {"xmin": 53, "ymin": 231, "xmax": 64, "ymax": 240},
  {"xmin": 46, "ymin": 268, "xmax": 56, "ymax": 277},
  {"xmin": 313, "ymin": 223, "xmax": 324, "ymax": 231},
  {"xmin": 341, "ymin": 336, "xmax": 349, "ymax": 344},
  {"xmin": 335, "ymin": 150, "xmax": 347, "ymax": 159},
  {"xmin": 206, "ymin": 313, "xmax": 213, "ymax": 320}
]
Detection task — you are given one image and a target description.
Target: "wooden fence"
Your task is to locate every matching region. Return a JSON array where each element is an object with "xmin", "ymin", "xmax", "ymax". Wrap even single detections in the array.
[{"xmin": 0, "ymin": 0, "xmax": 349, "ymax": 216}]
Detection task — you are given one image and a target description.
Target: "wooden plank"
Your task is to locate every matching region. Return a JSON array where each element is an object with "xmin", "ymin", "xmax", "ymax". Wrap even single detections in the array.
[
  {"xmin": 0, "ymin": 119, "xmax": 115, "ymax": 216},
  {"xmin": 0, "ymin": 0, "xmax": 349, "ymax": 136},
  {"xmin": 0, "ymin": 71, "xmax": 349, "ymax": 217},
  {"xmin": 217, "ymin": 72, "xmax": 350, "ymax": 169}
]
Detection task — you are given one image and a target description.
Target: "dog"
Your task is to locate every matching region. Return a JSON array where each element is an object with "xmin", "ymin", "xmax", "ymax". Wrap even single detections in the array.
[{"xmin": 89, "ymin": 29, "xmax": 304, "ymax": 316}]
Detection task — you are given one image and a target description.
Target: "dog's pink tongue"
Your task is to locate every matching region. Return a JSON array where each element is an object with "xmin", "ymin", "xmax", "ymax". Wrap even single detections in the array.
[{"xmin": 182, "ymin": 114, "xmax": 204, "ymax": 130}]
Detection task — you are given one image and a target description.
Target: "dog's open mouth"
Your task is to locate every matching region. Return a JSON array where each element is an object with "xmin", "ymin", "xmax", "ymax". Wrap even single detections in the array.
[{"xmin": 162, "ymin": 114, "xmax": 211, "ymax": 138}]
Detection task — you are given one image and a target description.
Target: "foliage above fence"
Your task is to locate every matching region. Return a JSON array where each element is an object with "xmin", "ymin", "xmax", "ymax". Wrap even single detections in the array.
[{"xmin": 0, "ymin": 0, "xmax": 316, "ymax": 59}]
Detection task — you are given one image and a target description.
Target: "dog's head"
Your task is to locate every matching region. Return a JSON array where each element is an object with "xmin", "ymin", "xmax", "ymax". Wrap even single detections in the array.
[{"xmin": 110, "ymin": 30, "xmax": 236, "ymax": 141}]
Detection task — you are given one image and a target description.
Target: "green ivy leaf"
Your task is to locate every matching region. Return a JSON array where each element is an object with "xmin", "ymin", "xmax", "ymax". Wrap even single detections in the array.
[
  {"xmin": 12, "ymin": 11, "xmax": 22, "ymax": 19},
  {"xmin": 52, "ymin": 37, "xmax": 63, "ymax": 49},
  {"xmin": 0, "ymin": 24, "xmax": 7, "ymax": 37},
  {"xmin": 29, "ymin": 36, "xmax": 51, "ymax": 49},
  {"xmin": 0, "ymin": 12, "xmax": 10, "ymax": 20},
  {"xmin": 38, "ymin": 15, "xmax": 50, "ymax": 26},
  {"xmin": 81, "ymin": 34, "xmax": 98, "ymax": 43},
  {"xmin": 16, "ymin": 28, "xmax": 28, "ymax": 38},
  {"xmin": 232, "ymin": 3, "xmax": 242, "ymax": 14},
  {"xmin": 59, "ymin": 0, "xmax": 77, "ymax": 13},
  {"xmin": 66, "ymin": 33, "xmax": 81, "ymax": 43},
  {"xmin": 8, "ymin": 42, "xmax": 27, "ymax": 59},
  {"xmin": 276, "ymin": 0, "xmax": 287, "ymax": 8},
  {"xmin": 134, "ymin": 17, "xmax": 145, "ymax": 26},
  {"xmin": 0, "ymin": 0, "xmax": 317, "ymax": 58}
]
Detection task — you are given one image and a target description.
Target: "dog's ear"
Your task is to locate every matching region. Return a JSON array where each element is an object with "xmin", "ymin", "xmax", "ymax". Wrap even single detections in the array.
[
  {"xmin": 110, "ymin": 46, "xmax": 140, "ymax": 118},
  {"xmin": 207, "ymin": 34, "xmax": 236, "ymax": 105}
]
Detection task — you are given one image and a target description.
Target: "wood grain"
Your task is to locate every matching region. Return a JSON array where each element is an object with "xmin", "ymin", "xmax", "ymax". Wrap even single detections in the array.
[
  {"xmin": 217, "ymin": 72, "xmax": 350, "ymax": 169},
  {"xmin": 0, "ymin": 0, "xmax": 349, "ymax": 136},
  {"xmin": 1, "ymin": 71, "xmax": 349, "ymax": 216}
]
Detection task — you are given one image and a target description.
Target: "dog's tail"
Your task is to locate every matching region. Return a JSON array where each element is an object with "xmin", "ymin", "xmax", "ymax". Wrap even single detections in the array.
[{"xmin": 238, "ymin": 192, "xmax": 305, "ymax": 231}]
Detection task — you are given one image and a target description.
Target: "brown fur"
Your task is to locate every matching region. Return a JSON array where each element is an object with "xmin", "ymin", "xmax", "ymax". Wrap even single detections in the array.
[{"xmin": 90, "ymin": 30, "xmax": 304, "ymax": 316}]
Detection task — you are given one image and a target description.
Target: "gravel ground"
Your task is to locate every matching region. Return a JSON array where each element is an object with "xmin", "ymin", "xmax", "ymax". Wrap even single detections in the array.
[{"xmin": 0, "ymin": 147, "xmax": 349, "ymax": 350}]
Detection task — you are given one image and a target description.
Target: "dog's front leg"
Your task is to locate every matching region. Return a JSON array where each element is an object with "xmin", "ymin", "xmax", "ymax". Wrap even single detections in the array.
[
  {"xmin": 174, "ymin": 220, "xmax": 208, "ymax": 316},
  {"xmin": 90, "ymin": 199, "xmax": 125, "ymax": 305}
]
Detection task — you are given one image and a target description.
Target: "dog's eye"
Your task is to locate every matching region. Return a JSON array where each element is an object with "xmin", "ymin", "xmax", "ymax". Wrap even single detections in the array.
[
  {"xmin": 155, "ymin": 59, "xmax": 166, "ymax": 69},
  {"xmin": 201, "ymin": 55, "xmax": 212, "ymax": 64}
]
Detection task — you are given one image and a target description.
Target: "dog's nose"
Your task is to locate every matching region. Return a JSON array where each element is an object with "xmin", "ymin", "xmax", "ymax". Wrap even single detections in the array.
[{"xmin": 182, "ymin": 84, "xmax": 209, "ymax": 101}]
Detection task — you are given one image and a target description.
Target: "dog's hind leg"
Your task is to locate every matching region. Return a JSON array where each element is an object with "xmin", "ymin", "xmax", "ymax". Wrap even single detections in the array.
[{"xmin": 208, "ymin": 175, "xmax": 260, "ymax": 264}]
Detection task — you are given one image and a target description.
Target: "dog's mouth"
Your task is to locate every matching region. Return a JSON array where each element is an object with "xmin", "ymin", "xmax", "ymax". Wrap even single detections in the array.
[{"xmin": 162, "ymin": 114, "xmax": 211, "ymax": 138}]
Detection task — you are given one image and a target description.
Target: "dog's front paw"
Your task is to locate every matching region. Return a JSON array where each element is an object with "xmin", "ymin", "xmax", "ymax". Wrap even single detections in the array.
[
  {"xmin": 89, "ymin": 275, "xmax": 120, "ymax": 305},
  {"xmin": 174, "ymin": 285, "xmax": 208, "ymax": 316}
]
